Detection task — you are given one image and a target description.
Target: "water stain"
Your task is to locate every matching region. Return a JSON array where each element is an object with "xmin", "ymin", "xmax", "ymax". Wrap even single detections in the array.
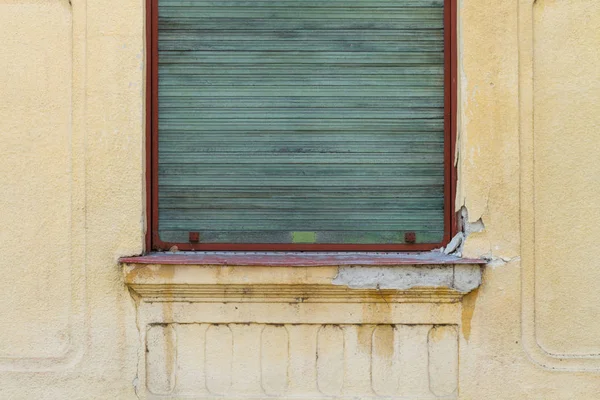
[{"xmin": 461, "ymin": 287, "xmax": 479, "ymax": 341}]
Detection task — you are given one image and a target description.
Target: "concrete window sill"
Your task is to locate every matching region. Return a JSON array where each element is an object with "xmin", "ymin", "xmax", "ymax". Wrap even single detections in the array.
[
  {"xmin": 121, "ymin": 252, "xmax": 485, "ymax": 303},
  {"xmin": 120, "ymin": 251, "xmax": 485, "ymax": 267}
]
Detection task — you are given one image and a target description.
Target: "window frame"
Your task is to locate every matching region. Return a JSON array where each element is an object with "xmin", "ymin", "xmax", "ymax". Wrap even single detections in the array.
[{"xmin": 146, "ymin": 0, "xmax": 457, "ymax": 252}]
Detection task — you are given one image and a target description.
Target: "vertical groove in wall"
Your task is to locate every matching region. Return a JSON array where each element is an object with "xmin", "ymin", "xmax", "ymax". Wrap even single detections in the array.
[
  {"xmin": 342, "ymin": 325, "xmax": 374, "ymax": 395},
  {"xmin": 174, "ymin": 324, "xmax": 207, "ymax": 395},
  {"xmin": 371, "ymin": 325, "xmax": 399, "ymax": 395},
  {"xmin": 396, "ymin": 324, "xmax": 432, "ymax": 396},
  {"xmin": 146, "ymin": 325, "xmax": 177, "ymax": 395},
  {"xmin": 287, "ymin": 324, "xmax": 319, "ymax": 394},
  {"xmin": 204, "ymin": 324, "xmax": 233, "ymax": 395},
  {"xmin": 261, "ymin": 325, "xmax": 290, "ymax": 395},
  {"xmin": 428, "ymin": 325, "xmax": 458, "ymax": 396},
  {"xmin": 142, "ymin": 323, "xmax": 459, "ymax": 398},
  {"xmin": 230, "ymin": 324, "xmax": 263, "ymax": 394},
  {"xmin": 316, "ymin": 325, "xmax": 345, "ymax": 395}
]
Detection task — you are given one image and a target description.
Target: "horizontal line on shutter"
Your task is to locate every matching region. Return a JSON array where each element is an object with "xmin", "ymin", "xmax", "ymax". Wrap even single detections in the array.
[
  {"xmin": 157, "ymin": 66, "xmax": 444, "ymax": 75},
  {"xmin": 161, "ymin": 208, "xmax": 443, "ymax": 217},
  {"xmin": 159, "ymin": 110, "xmax": 444, "ymax": 116},
  {"xmin": 158, "ymin": 152, "xmax": 444, "ymax": 162},
  {"xmin": 159, "ymin": 185, "xmax": 443, "ymax": 194},
  {"xmin": 159, "ymin": 19, "xmax": 443, "ymax": 30},
  {"xmin": 159, "ymin": 199, "xmax": 444, "ymax": 205},
  {"xmin": 159, "ymin": 180, "xmax": 443, "ymax": 187},
  {"xmin": 159, "ymin": 199, "xmax": 443, "ymax": 210},
  {"xmin": 159, "ymin": 149, "xmax": 444, "ymax": 155},
  {"xmin": 158, "ymin": 90, "xmax": 443, "ymax": 98},
  {"xmin": 158, "ymin": 72, "xmax": 443, "ymax": 78},
  {"xmin": 158, "ymin": 74, "xmax": 443, "ymax": 83},
  {"xmin": 160, "ymin": 131, "xmax": 443, "ymax": 137},
  {"xmin": 158, "ymin": 122, "xmax": 444, "ymax": 132},
  {"xmin": 158, "ymin": 134, "xmax": 444, "ymax": 139},
  {"xmin": 159, "ymin": 129, "xmax": 444, "ymax": 138},
  {"xmin": 158, "ymin": 99, "xmax": 444, "ymax": 109},
  {"xmin": 158, "ymin": 7, "xmax": 443, "ymax": 17},
  {"xmin": 158, "ymin": 116, "xmax": 443, "ymax": 121},
  {"xmin": 160, "ymin": 205, "xmax": 444, "ymax": 211},
  {"xmin": 159, "ymin": 29, "xmax": 443, "ymax": 39},
  {"xmin": 158, "ymin": 80, "xmax": 443, "ymax": 88},
  {"xmin": 158, "ymin": 162, "xmax": 444, "ymax": 167},
  {"xmin": 159, "ymin": 215, "xmax": 444, "ymax": 223},
  {"xmin": 160, "ymin": 0, "xmax": 443, "ymax": 7},
  {"xmin": 158, "ymin": 144, "xmax": 443, "ymax": 154},
  {"xmin": 158, "ymin": 51, "xmax": 443, "ymax": 64},
  {"xmin": 159, "ymin": 44, "xmax": 443, "ymax": 52},
  {"xmin": 158, "ymin": 111, "xmax": 443, "ymax": 120}
]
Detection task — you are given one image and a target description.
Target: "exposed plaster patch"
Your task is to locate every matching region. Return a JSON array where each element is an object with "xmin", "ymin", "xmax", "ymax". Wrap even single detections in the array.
[
  {"xmin": 333, "ymin": 266, "xmax": 452, "ymax": 290},
  {"xmin": 442, "ymin": 233, "xmax": 465, "ymax": 257},
  {"xmin": 332, "ymin": 264, "xmax": 481, "ymax": 293},
  {"xmin": 441, "ymin": 206, "xmax": 485, "ymax": 257},
  {"xmin": 482, "ymin": 255, "xmax": 521, "ymax": 268},
  {"xmin": 454, "ymin": 264, "xmax": 483, "ymax": 293}
]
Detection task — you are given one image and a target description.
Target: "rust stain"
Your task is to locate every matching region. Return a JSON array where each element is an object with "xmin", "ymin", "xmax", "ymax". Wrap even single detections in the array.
[
  {"xmin": 356, "ymin": 324, "xmax": 373, "ymax": 353},
  {"xmin": 361, "ymin": 300, "xmax": 392, "ymax": 328},
  {"xmin": 164, "ymin": 324, "xmax": 176, "ymax": 389},
  {"xmin": 372, "ymin": 325, "xmax": 394, "ymax": 360},
  {"xmin": 124, "ymin": 264, "xmax": 176, "ymax": 283},
  {"xmin": 461, "ymin": 287, "xmax": 479, "ymax": 341}
]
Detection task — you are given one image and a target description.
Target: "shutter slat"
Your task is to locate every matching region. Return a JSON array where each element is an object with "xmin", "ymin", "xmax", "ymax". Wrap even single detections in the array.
[
  {"xmin": 160, "ymin": 19, "xmax": 443, "ymax": 30},
  {"xmin": 159, "ymin": 98, "xmax": 444, "ymax": 108},
  {"xmin": 159, "ymin": 119, "xmax": 444, "ymax": 131},
  {"xmin": 159, "ymin": 7, "xmax": 443, "ymax": 19},
  {"xmin": 158, "ymin": 65, "xmax": 444, "ymax": 75},
  {"xmin": 159, "ymin": 51, "xmax": 443, "ymax": 65},
  {"xmin": 157, "ymin": 0, "xmax": 445, "ymax": 245},
  {"xmin": 162, "ymin": 0, "xmax": 443, "ymax": 7},
  {"xmin": 159, "ymin": 76, "xmax": 444, "ymax": 86}
]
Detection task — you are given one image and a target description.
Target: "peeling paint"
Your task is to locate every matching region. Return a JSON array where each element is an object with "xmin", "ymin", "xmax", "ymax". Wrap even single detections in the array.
[
  {"xmin": 442, "ymin": 206, "xmax": 485, "ymax": 257},
  {"xmin": 482, "ymin": 255, "xmax": 521, "ymax": 269}
]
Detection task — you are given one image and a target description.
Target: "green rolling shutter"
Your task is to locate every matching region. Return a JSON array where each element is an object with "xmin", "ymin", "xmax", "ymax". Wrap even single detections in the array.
[{"xmin": 157, "ymin": 0, "xmax": 446, "ymax": 246}]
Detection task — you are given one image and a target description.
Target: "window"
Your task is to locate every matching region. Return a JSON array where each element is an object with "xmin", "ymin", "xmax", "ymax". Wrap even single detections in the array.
[{"xmin": 148, "ymin": 0, "xmax": 456, "ymax": 251}]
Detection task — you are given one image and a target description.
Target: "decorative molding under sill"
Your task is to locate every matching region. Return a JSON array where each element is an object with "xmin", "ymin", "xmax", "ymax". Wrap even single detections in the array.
[
  {"xmin": 122, "ymin": 260, "xmax": 483, "ymax": 304},
  {"xmin": 128, "ymin": 283, "xmax": 468, "ymax": 303}
]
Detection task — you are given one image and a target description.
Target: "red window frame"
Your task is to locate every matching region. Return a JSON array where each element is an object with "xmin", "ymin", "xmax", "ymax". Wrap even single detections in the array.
[{"xmin": 146, "ymin": 0, "xmax": 457, "ymax": 252}]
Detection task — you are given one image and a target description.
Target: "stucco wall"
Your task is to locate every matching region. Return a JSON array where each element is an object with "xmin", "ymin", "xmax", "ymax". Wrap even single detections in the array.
[{"xmin": 1, "ymin": 0, "xmax": 600, "ymax": 398}]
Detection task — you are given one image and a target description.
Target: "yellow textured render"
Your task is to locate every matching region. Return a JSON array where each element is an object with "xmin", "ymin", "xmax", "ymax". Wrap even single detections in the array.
[{"xmin": 1, "ymin": 0, "xmax": 600, "ymax": 398}]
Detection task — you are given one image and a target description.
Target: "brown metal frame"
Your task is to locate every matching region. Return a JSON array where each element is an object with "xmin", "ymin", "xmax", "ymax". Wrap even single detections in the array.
[{"xmin": 146, "ymin": 0, "xmax": 457, "ymax": 252}]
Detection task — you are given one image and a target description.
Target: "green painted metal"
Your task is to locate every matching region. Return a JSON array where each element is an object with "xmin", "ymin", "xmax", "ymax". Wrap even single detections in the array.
[{"xmin": 157, "ymin": 0, "xmax": 445, "ymax": 245}]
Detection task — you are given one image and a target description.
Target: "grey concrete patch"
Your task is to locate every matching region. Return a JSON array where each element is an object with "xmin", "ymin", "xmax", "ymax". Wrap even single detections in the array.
[
  {"xmin": 453, "ymin": 264, "xmax": 482, "ymax": 292},
  {"xmin": 332, "ymin": 264, "xmax": 481, "ymax": 293}
]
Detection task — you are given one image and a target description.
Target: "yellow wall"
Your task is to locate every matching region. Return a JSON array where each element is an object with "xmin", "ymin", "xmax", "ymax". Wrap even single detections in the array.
[{"xmin": 1, "ymin": 0, "xmax": 600, "ymax": 398}]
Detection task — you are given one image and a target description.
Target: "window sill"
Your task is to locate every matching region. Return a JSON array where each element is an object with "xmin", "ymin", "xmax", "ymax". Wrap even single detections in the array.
[
  {"xmin": 121, "ymin": 252, "xmax": 484, "ymax": 303},
  {"xmin": 120, "ymin": 251, "xmax": 485, "ymax": 267}
]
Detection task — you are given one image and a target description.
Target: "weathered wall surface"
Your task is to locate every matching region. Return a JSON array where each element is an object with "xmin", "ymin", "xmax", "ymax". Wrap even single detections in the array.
[
  {"xmin": 0, "ymin": 0, "xmax": 144, "ymax": 397},
  {"xmin": 1, "ymin": 0, "xmax": 600, "ymax": 398}
]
